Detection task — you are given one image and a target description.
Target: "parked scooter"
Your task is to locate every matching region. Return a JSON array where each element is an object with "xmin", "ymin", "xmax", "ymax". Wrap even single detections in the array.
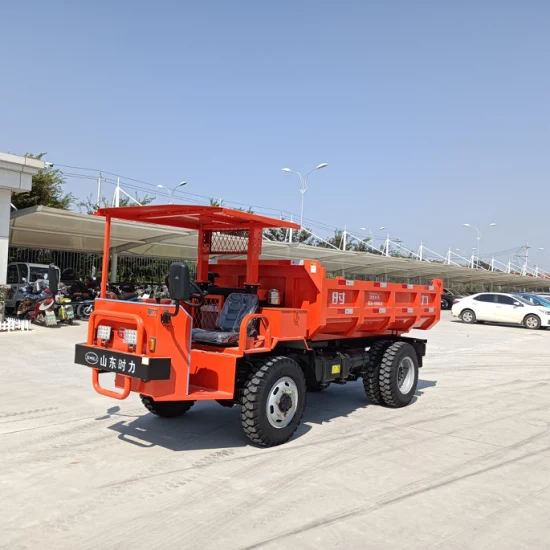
[
  {"xmin": 17, "ymin": 265, "xmax": 76, "ymax": 326},
  {"xmin": 17, "ymin": 279, "xmax": 57, "ymax": 326}
]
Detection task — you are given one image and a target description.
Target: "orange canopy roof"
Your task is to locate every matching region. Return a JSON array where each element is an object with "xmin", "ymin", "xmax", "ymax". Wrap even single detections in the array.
[{"xmin": 95, "ymin": 205, "xmax": 300, "ymax": 232}]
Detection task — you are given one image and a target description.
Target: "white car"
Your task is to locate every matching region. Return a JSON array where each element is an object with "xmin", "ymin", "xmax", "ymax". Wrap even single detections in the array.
[{"xmin": 451, "ymin": 292, "xmax": 550, "ymax": 330}]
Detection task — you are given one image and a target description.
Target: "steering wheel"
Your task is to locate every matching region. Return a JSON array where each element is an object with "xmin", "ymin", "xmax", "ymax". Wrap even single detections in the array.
[{"xmin": 182, "ymin": 281, "xmax": 206, "ymax": 308}]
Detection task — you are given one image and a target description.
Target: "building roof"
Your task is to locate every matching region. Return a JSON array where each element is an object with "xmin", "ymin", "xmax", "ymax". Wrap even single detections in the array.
[{"xmin": 9, "ymin": 206, "xmax": 550, "ymax": 290}]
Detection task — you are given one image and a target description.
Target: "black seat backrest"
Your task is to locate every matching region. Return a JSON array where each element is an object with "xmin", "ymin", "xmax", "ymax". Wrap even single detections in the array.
[{"xmin": 217, "ymin": 293, "xmax": 259, "ymax": 332}]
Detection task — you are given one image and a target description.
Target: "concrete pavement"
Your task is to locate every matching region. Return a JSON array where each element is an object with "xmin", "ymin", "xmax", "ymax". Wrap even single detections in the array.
[{"xmin": 1, "ymin": 314, "xmax": 549, "ymax": 549}]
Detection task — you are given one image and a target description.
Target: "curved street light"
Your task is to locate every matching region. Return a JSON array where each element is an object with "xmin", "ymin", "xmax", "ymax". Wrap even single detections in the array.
[
  {"xmin": 156, "ymin": 181, "xmax": 188, "ymax": 204},
  {"xmin": 360, "ymin": 226, "xmax": 386, "ymax": 240},
  {"xmin": 463, "ymin": 222, "xmax": 496, "ymax": 267},
  {"xmin": 282, "ymin": 163, "xmax": 328, "ymax": 227}
]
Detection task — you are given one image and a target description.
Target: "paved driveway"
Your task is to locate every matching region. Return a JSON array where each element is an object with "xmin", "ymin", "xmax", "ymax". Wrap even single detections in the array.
[{"xmin": 1, "ymin": 314, "xmax": 549, "ymax": 549}]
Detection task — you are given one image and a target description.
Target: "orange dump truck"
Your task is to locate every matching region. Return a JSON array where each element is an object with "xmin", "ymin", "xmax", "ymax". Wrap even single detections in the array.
[{"xmin": 75, "ymin": 205, "xmax": 442, "ymax": 446}]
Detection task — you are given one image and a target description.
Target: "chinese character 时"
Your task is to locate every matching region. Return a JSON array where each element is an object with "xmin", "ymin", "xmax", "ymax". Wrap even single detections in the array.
[{"xmin": 118, "ymin": 358, "xmax": 126, "ymax": 371}]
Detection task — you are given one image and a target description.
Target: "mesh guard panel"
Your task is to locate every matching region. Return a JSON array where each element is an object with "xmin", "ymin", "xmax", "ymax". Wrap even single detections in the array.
[
  {"xmin": 209, "ymin": 230, "xmax": 249, "ymax": 254},
  {"xmin": 192, "ymin": 296, "xmax": 224, "ymax": 330}
]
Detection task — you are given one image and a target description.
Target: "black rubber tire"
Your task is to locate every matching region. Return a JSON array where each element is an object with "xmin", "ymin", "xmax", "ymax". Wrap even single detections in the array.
[
  {"xmin": 67, "ymin": 318, "xmax": 74, "ymax": 325},
  {"xmin": 362, "ymin": 340, "xmax": 393, "ymax": 404},
  {"xmin": 240, "ymin": 356, "xmax": 306, "ymax": 447},
  {"xmin": 78, "ymin": 303, "xmax": 94, "ymax": 320},
  {"xmin": 378, "ymin": 342, "xmax": 419, "ymax": 408},
  {"xmin": 460, "ymin": 309, "xmax": 476, "ymax": 324},
  {"xmin": 524, "ymin": 314, "xmax": 541, "ymax": 330},
  {"xmin": 140, "ymin": 395, "xmax": 195, "ymax": 418},
  {"xmin": 441, "ymin": 298, "xmax": 451, "ymax": 310}
]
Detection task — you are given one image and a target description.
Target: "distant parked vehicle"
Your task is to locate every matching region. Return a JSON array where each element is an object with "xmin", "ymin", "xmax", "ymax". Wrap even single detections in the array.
[
  {"xmin": 6, "ymin": 262, "xmax": 61, "ymax": 312},
  {"xmin": 451, "ymin": 292, "xmax": 550, "ymax": 330},
  {"xmin": 515, "ymin": 293, "xmax": 550, "ymax": 309},
  {"xmin": 441, "ymin": 288, "xmax": 464, "ymax": 310}
]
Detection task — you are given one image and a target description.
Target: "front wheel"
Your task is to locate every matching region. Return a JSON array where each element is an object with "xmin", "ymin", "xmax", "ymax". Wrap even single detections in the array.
[
  {"xmin": 524, "ymin": 314, "xmax": 541, "ymax": 330},
  {"xmin": 378, "ymin": 342, "xmax": 419, "ymax": 408},
  {"xmin": 78, "ymin": 303, "xmax": 94, "ymax": 320},
  {"xmin": 140, "ymin": 395, "xmax": 195, "ymax": 417},
  {"xmin": 460, "ymin": 309, "xmax": 476, "ymax": 324},
  {"xmin": 240, "ymin": 356, "xmax": 306, "ymax": 447}
]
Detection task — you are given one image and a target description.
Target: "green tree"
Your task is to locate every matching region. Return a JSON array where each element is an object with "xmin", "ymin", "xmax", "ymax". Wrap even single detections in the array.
[
  {"xmin": 76, "ymin": 192, "xmax": 155, "ymax": 215},
  {"xmin": 264, "ymin": 227, "xmax": 316, "ymax": 244},
  {"xmin": 315, "ymin": 230, "xmax": 373, "ymax": 251},
  {"xmin": 11, "ymin": 153, "xmax": 73, "ymax": 210}
]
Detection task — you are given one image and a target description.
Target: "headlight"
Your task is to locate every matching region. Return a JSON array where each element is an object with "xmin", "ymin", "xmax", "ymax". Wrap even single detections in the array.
[
  {"xmin": 123, "ymin": 329, "xmax": 138, "ymax": 345},
  {"xmin": 97, "ymin": 325, "xmax": 112, "ymax": 341}
]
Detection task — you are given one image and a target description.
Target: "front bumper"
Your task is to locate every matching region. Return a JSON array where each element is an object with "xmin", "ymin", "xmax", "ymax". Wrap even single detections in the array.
[{"xmin": 74, "ymin": 344, "xmax": 171, "ymax": 381}]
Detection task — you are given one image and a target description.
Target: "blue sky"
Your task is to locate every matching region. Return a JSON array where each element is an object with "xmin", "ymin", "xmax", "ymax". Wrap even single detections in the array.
[{"xmin": 2, "ymin": 1, "xmax": 549, "ymax": 268}]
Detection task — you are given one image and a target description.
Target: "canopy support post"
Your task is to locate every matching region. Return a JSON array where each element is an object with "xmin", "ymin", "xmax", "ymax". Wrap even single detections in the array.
[
  {"xmin": 100, "ymin": 216, "xmax": 111, "ymax": 298},
  {"xmin": 245, "ymin": 226, "xmax": 263, "ymax": 290}
]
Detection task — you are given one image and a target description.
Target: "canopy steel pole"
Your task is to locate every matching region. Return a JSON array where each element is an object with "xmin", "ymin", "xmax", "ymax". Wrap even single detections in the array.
[{"xmin": 100, "ymin": 216, "xmax": 111, "ymax": 298}]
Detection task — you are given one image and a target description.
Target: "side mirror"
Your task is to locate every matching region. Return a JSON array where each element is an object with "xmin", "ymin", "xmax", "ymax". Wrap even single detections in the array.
[
  {"xmin": 168, "ymin": 263, "xmax": 190, "ymax": 302},
  {"xmin": 48, "ymin": 264, "xmax": 59, "ymax": 297},
  {"xmin": 513, "ymin": 301, "xmax": 522, "ymax": 307}
]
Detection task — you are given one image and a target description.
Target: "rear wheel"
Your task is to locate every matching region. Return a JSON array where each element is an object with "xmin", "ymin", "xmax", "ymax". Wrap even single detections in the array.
[
  {"xmin": 240, "ymin": 356, "xmax": 306, "ymax": 447},
  {"xmin": 362, "ymin": 340, "xmax": 392, "ymax": 404},
  {"xmin": 460, "ymin": 309, "xmax": 476, "ymax": 324},
  {"xmin": 378, "ymin": 342, "xmax": 419, "ymax": 408},
  {"xmin": 441, "ymin": 298, "xmax": 451, "ymax": 310},
  {"xmin": 524, "ymin": 314, "xmax": 541, "ymax": 330},
  {"xmin": 140, "ymin": 395, "xmax": 195, "ymax": 417}
]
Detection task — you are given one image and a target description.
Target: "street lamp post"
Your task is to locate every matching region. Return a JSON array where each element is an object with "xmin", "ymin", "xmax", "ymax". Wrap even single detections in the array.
[
  {"xmin": 360, "ymin": 226, "xmax": 386, "ymax": 252},
  {"xmin": 463, "ymin": 222, "xmax": 496, "ymax": 268},
  {"xmin": 156, "ymin": 181, "xmax": 188, "ymax": 204},
  {"xmin": 282, "ymin": 163, "xmax": 328, "ymax": 228},
  {"xmin": 360, "ymin": 226, "xmax": 386, "ymax": 240}
]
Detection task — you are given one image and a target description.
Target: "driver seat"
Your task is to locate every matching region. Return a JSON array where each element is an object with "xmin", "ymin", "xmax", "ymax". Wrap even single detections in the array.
[{"xmin": 192, "ymin": 293, "xmax": 259, "ymax": 346}]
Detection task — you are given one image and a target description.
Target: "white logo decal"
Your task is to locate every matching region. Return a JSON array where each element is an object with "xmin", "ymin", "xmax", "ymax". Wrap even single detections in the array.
[{"xmin": 85, "ymin": 352, "xmax": 99, "ymax": 365}]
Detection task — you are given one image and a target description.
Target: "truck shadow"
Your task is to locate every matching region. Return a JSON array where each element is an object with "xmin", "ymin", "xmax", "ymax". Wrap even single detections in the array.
[{"xmin": 105, "ymin": 379, "xmax": 437, "ymax": 452}]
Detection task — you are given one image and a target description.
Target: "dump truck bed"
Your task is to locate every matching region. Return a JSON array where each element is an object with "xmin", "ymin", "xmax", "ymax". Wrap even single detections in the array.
[{"xmin": 208, "ymin": 259, "xmax": 442, "ymax": 340}]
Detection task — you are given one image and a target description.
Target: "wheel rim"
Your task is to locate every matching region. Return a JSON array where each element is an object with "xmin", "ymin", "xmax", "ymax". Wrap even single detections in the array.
[
  {"xmin": 82, "ymin": 305, "xmax": 93, "ymax": 318},
  {"xmin": 526, "ymin": 316, "xmax": 538, "ymax": 328},
  {"xmin": 462, "ymin": 311, "xmax": 473, "ymax": 322},
  {"xmin": 266, "ymin": 376, "xmax": 298, "ymax": 429},
  {"xmin": 397, "ymin": 357, "xmax": 415, "ymax": 394}
]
